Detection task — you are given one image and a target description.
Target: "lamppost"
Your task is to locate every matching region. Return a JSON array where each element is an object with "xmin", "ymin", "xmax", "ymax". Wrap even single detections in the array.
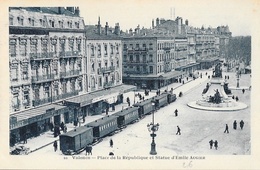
[
  {"xmin": 236, "ymin": 66, "xmax": 240, "ymax": 88},
  {"xmin": 147, "ymin": 101, "xmax": 159, "ymax": 155}
]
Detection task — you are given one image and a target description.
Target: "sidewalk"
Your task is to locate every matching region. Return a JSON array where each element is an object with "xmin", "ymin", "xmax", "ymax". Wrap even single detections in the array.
[{"xmin": 11, "ymin": 69, "xmax": 212, "ymax": 154}]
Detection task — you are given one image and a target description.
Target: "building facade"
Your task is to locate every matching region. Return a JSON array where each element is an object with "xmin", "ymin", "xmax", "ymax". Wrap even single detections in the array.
[
  {"xmin": 122, "ymin": 35, "xmax": 185, "ymax": 90},
  {"xmin": 9, "ymin": 7, "xmax": 86, "ymax": 144}
]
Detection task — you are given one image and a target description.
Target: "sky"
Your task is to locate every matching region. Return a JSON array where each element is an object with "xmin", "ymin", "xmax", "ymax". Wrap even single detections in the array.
[{"xmin": 79, "ymin": 0, "xmax": 255, "ymax": 36}]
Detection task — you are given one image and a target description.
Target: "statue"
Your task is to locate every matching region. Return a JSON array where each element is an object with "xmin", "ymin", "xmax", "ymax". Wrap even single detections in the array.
[
  {"xmin": 213, "ymin": 63, "xmax": 222, "ymax": 78},
  {"xmin": 214, "ymin": 89, "xmax": 221, "ymax": 104}
]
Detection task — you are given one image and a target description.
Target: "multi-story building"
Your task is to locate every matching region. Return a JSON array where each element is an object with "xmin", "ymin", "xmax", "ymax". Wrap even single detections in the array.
[
  {"xmin": 9, "ymin": 7, "xmax": 86, "ymax": 144},
  {"xmin": 63, "ymin": 19, "xmax": 132, "ymax": 116},
  {"xmin": 122, "ymin": 34, "xmax": 185, "ymax": 90}
]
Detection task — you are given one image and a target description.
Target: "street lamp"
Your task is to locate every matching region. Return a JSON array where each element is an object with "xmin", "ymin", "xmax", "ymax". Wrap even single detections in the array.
[{"xmin": 147, "ymin": 101, "xmax": 159, "ymax": 155}]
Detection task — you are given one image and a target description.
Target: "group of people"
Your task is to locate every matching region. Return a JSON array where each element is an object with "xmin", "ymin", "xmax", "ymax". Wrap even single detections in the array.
[
  {"xmin": 209, "ymin": 140, "xmax": 218, "ymax": 150},
  {"xmin": 224, "ymin": 120, "xmax": 245, "ymax": 133}
]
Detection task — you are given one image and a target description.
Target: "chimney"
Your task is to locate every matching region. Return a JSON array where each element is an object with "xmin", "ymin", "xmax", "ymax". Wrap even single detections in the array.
[
  {"xmin": 152, "ymin": 19, "xmax": 154, "ymax": 29},
  {"xmin": 114, "ymin": 23, "xmax": 120, "ymax": 35},
  {"xmin": 74, "ymin": 7, "xmax": 80, "ymax": 16},
  {"xmin": 58, "ymin": 7, "xmax": 62, "ymax": 14},
  {"xmin": 156, "ymin": 18, "xmax": 159, "ymax": 26},
  {"xmin": 185, "ymin": 19, "xmax": 188, "ymax": 26},
  {"xmin": 66, "ymin": 7, "xmax": 75, "ymax": 13},
  {"xmin": 105, "ymin": 22, "xmax": 109, "ymax": 35},
  {"xmin": 97, "ymin": 16, "xmax": 101, "ymax": 35}
]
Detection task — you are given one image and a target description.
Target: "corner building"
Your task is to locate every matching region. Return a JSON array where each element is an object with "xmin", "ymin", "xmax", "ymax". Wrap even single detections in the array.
[{"xmin": 9, "ymin": 7, "xmax": 86, "ymax": 144}]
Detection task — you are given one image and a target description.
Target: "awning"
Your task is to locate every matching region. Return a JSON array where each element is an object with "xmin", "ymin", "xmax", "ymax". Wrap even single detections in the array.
[
  {"xmin": 65, "ymin": 84, "xmax": 136, "ymax": 107},
  {"xmin": 158, "ymin": 71, "xmax": 184, "ymax": 80},
  {"xmin": 176, "ymin": 63, "xmax": 200, "ymax": 70},
  {"xmin": 10, "ymin": 104, "xmax": 67, "ymax": 130}
]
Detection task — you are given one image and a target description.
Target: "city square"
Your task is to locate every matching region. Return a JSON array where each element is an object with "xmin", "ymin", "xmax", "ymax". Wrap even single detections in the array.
[{"xmin": 4, "ymin": 2, "xmax": 257, "ymax": 170}]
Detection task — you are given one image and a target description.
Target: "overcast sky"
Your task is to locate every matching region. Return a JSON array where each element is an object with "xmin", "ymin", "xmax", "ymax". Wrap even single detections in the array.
[{"xmin": 79, "ymin": 0, "xmax": 254, "ymax": 36}]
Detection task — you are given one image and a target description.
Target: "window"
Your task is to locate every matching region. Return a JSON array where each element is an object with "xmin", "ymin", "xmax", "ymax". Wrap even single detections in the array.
[
  {"xmin": 91, "ymin": 63, "xmax": 95, "ymax": 72},
  {"xmin": 77, "ymin": 43, "xmax": 81, "ymax": 52},
  {"xmin": 9, "ymin": 17, "xmax": 13, "ymax": 25},
  {"xmin": 9, "ymin": 44, "xmax": 16, "ymax": 57},
  {"xmin": 104, "ymin": 44, "xmax": 108, "ymax": 55},
  {"xmin": 136, "ymin": 55, "xmax": 140, "ymax": 62},
  {"xmin": 98, "ymin": 62, "xmax": 101, "ymax": 69},
  {"xmin": 123, "ymin": 44, "xmax": 127, "ymax": 50},
  {"xmin": 99, "ymin": 77, "xmax": 102, "ymax": 87},
  {"xmin": 11, "ymin": 68, "xmax": 18, "ymax": 81},
  {"xmin": 149, "ymin": 54, "xmax": 153, "ymax": 62},
  {"xmin": 44, "ymin": 87, "xmax": 50, "ymax": 98},
  {"xmin": 116, "ymin": 60, "xmax": 119, "ymax": 67},
  {"xmin": 34, "ymin": 89, "xmax": 40, "ymax": 100},
  {"xmin": 143, "ymin": 44, "xmax": 146, "ymax": 48},
  {"xmin": 110, "ymin": 45, "xmax": 113, "ymax": 54},
  {"xmin": 78, "ymin": 81, "xmax": 82, "ymax": 91},
  {"xmin": 91, "ymin": 45, "xmax": 94, "ymax": 56},
  {"xmin": 19, "ymin": 44, "xmax": 26, "ymax": 56},
  {"xmin": 149, "ymin": 66, "xmax": 153, "ymax": 73},
  {"xmin": 143, "ymin": 55, "xmax": 146, "ymax": 62},
  {"xmin": 71, "ymin": 81, "xmax": 75, "ymax": 92},
  {"xmin": 136, "ymin": 44, "xmax": 139, "ymax": 49},
  {"xmin": 62, "ymin": 83, "xmax": 67, "ymax": 93},
  {"xmin": 136, "ymin": 66, "xmax": 140, "ymax": 72},
  {"xmin": 149, "ymin": 43, "xmax": 153, "ymax": 50},
  {"xmin": 130, "ymin": 55, "xmax": 133, "ymax": 62},
  {"xmin": 97, "ymin": 45, "xmax": 101, "ymax": 56},
  {"xmin": 105, "ymin": 61, "xmax": 108, "ymax": 68},
  {"xmin": 22, "ymin": 69, "xmax": 28, "ymax": 80},
  {"xmin": 23, "ymin": 91, "xmax": 29, "ymax": 106}
]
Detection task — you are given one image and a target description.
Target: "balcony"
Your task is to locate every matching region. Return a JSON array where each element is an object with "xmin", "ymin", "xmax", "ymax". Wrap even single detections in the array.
[
  {"xmin": 100, "ymin": 66, "xmax": 115, "ymax": 73},
  {"xmin": 31, "ymin": 74, "xmax": 55, "ymax": 83},
  {"xmin": 30, "ymin": 52, "xmax": 55, "ymax": 60},
  {"xmin": 127, "ymin": 48, "xmax": 148, "ymax": 54},
  {"xmin": 60, "ymin": 70, "xmax": 80, "ymax": 78},
  {"xmin": 59, "ymin": 51, "xmax": 79, "ymax": 58},
  {"xmin": 32, "ymin": 90, "xmax": 80, "ymax": 107},
  {"xmin": 103, "ymin": 81, "xmax": 114, "ymax": 89},
  {"xmin": 125, "ymin": 60, "xmax": 149, "ymax": 65},
  {"xmin": 124, "ymin": 70, "xmax": 150, "ymax": 75}
]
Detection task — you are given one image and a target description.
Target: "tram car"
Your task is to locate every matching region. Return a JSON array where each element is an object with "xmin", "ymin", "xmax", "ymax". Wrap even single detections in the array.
[
  {"xmin": 166, "ymin": 92, "xmax": 177, "ymax": 103},
  {"xmin": 59, "ymin": 126, "xmax": 93, "ymax": 154},
  {"xmin": 153, "ymin": 93, "xmax": 169, "ymax": 109},
  {"xmin": 86, "ymin": 115, "xmax": 118, "ymax": 139},
  {"xmin": 133, "ymin": 98, "xmax": 155, "ymax": 117},
  {"xmin": 112, "ymin": 106, "xmax": 139, "ymax": 128}
]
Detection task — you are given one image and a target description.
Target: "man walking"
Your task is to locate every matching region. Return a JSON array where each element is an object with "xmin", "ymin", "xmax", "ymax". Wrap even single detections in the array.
[
  {"xmin": 214, "ymin": 140, "xmax": 218, "ymax": 150},
  {"xmin": 174, "ymin": 109, "xmax": 178, "ymax": 117},
  {"xmin": 240, "ymin": 120, "xmax": 245, "ymax": 130},
  {"xmin": 209, "ymin": 139, "xmax": 214, "ymax": 149},
  {"xmin": 53, "ymin": 140, "xmax": 58, "ymax": 152},
  {"xmin": 233, "ymin": 120, "xmax": 237, "ymax": 130},
  {"xmin": 224, "ymin": 124, "xmax": 229, "ymax": 133},
  {"xmin": 110, "ymin": 139, "xmax": 113, "ymax": 148},
  {"xmin": 176, "ymin": 126, "xmax": 181, "ymax": 135}
]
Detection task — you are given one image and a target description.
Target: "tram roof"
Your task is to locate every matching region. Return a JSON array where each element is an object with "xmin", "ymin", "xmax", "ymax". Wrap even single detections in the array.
[
  {"xmin": 60, "ymin": 126, "xmax": 93, "ymax": 138},
  {"xmin": 87, "ymin": 115, "xmax": 118, "ymax": 127}
]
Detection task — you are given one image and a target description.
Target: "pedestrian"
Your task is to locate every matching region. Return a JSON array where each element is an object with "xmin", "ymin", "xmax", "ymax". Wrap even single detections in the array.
[
  {"xmin": 174, "ymin": 109, "xmax": 178, "ymax": 117},
  {"xmin": 224, "ymin": 124, "xmax": 229, "ymax": 133},
  {"xmin": 235, "ymin": 96, "xmax": 239, "ymax": 102},
  {"xmin": 63, "ymin": 125, "xmax": 67, "ymax": 133},
  {"xmin": 208, "ymin": 75, "xmax": 210, "ymax": 79},
  {"xmin": 60, "ymin": 122, "xmax": 64, "ymax": 131},
  {"xmin": 176, "ymin": 126, "xmax": 181, "ymax": 135},
  {"xmin": 186, "ymin": 77, "xmax": 188, "ymax": 81},
  {"xmin": 227, "ymin": 75, "xmax": 229, "ymax": 79},
  {"xmin": 240, "ymin": 120, "xmax": 245, "ymax": 130},
  {"xmin": 233, "ymin": 120, "xmax": 237, "ymax": 130},
  {"xmin": 232, "ymin": 95, "xmax": 235, "ymax": 99},
  {"xmin": 214, "ymin": 140, "xmax": 218, "ymax": 150},
  {"xmin": 242, "ymin": 89, "xmax": 245, "ymax": 94},
  {"xmin": 53, "ymin": 140, "xmax": 58, "ymax": 152},
  {"xmin": 142, "ymin": 96, "xmax": 145, "ymax": 101},
  {"xmin": 23, "ymin": 133, "xmax": 27, "ymax": 144},
  {"xmin": 110, "ymin": 139, "xmax": 113, "ymax": 148},
  {"xmin": 209, "ymin": 139, "xmax": 214, "ymax": 149}
]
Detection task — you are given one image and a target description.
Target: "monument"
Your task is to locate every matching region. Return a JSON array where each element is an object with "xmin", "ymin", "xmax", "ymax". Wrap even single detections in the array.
[{"xmin": 187, "ymin": 63, "xmax": 247, "ymax": 111}]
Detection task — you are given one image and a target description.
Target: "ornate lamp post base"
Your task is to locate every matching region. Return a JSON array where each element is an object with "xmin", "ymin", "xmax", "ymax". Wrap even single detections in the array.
[{"xmin": 150, "ymin": 133, "xmax": 157, "ymax": 155}]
